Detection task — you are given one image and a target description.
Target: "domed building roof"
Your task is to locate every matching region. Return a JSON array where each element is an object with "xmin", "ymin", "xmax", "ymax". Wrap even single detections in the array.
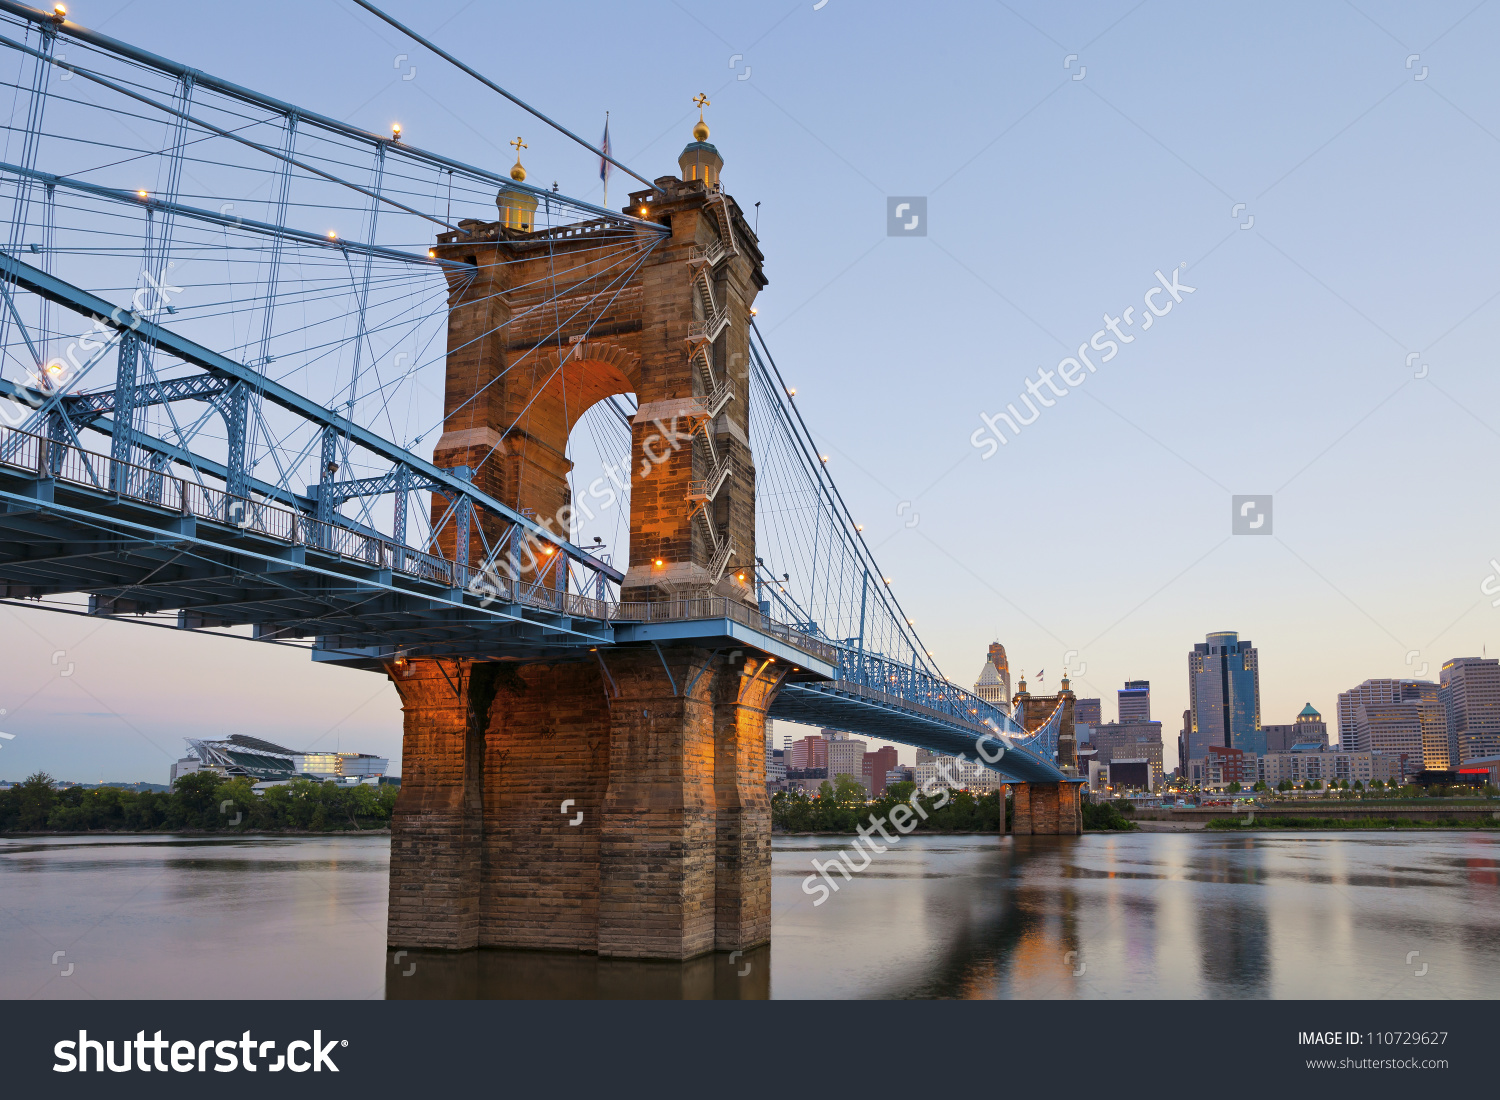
[
  {"xmin": 1297, "ymin": 702, "xmax": 1321, "ymax": 719},
  {"xmin": 973, "ymin": 642, "xmax": 1011, "ymax": 707}
]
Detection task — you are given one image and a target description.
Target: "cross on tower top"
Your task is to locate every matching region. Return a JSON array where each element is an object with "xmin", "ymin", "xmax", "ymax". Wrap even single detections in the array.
[
  {"xmin": 691, "ymin": 95, "xmax": 712, "ymax": 142},
  {"xmin": 508, "ymin": 136, "xmax": 528, "ymax": 182}
]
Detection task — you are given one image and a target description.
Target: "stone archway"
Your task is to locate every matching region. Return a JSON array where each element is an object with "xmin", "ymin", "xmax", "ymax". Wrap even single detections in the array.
[
  {"xmin": 430, "ymin": 339, "xmax": 640, "ymax": 571},
  {"xmin": 492, "ymin": 340, "xmax": 640, "ymax": 534}
]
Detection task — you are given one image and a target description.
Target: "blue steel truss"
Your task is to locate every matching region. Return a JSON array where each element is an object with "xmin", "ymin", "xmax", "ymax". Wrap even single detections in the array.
[{"xmin": 0, "ymin": 2, "xmax": 1066, "ymax": 783}]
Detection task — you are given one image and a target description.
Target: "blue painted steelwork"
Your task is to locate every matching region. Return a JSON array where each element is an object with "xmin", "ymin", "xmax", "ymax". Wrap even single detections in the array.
[
  {"xmin": 0, "ymin": 252, "xmax": 620, "ymax": 582},
  {"xmin": 770, "ymin": 685, "xmax": 1063, "ymax": 784},
  {"xmin": 0, "ymin": 3, "xmax": 1069, "ymax": 784}
]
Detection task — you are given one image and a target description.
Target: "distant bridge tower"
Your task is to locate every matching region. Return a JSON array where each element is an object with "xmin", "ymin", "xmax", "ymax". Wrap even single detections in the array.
[
  {"xmin": 1009, "ymin": 672, "xmax": 1082, "ymax": 834},
  {"xmin": 386, "ymin": 108, "xmax": 779, "ymax": 960}
]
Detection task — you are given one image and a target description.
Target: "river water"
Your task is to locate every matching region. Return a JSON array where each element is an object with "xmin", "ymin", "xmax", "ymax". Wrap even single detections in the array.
[{"xmin": 2, "ymin": 832, "xmax": 1496, "ymax": 999}]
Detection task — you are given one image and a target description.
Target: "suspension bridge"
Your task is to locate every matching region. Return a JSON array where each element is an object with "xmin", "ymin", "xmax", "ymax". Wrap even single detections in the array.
[{"xmin": 0, "ymin": 1, "xmax": 1077, "ymax": 959}]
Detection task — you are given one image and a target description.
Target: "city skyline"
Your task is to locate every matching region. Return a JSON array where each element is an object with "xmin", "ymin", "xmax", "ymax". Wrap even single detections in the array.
[{"xmin": 10, "ymin": 619, "xmax": 1497, "ymax": 782}]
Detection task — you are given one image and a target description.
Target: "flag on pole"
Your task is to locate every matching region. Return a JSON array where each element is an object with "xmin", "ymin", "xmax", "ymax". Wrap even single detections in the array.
[{"xmin": 599, "ymin": 112, "xmax": 612, "ymax": 206}]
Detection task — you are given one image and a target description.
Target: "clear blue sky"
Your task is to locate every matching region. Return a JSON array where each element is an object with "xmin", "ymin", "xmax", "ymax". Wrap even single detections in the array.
[{"xmin": 5, "ymin": 0, "xmax": 1500, "ymax": 781}]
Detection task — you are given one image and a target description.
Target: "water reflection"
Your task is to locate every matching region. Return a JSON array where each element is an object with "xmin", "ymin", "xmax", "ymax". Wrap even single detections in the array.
[
  {"xmin": 1191, "ymin": 839, "xmax": 1271, "ymax": 997},
  {"xmin": 1195, "ymin": 899, "xmax": 1270, "ymax": 997},
  {"xmin": 385, "ymin": 945, "xmax": 771, "ymax": 1000},
  {"xmin": 2, "ymin": 832, "xmax": 1497, "ymax": 999}
]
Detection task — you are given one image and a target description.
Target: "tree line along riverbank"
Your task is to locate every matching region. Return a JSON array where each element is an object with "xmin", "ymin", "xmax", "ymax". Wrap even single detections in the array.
[
  {"xmin": 0, "ymin": 772, "xmax": 396, "ymax": 833},
  {"xmin": 1205, "ymin": 815, "xmax": 1500, "ymax": 830},
  {"xmin": 771, "ymin": 780, "xmax": 1137, "ymax": 833}
]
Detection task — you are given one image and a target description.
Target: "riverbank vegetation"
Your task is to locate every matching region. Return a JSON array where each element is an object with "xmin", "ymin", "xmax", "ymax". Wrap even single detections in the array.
[
  {"xmin": 1081, "ymin": 799, "xmax": 1137, "ymax": 831},
  {"xmin": 772, "ymin": 781, "xmax": 1137, "ymax": 833},
  {"xmin": 773, "ymin": 780, "xmax": 1002, "ymax": 833},
  {"xmin": 1221, "ymin": 778, "xmax": 1500, "ymax": 798},
  {"xmin": 0, "ymin": 771, "xmax": 397, "ymax": 833},
  {"xmin": 1206, "ymin": 815, "xmax": 1500, "ymax": 830}
]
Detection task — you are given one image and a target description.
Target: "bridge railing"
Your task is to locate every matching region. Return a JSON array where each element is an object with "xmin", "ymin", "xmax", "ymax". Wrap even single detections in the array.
[
  {"xmin": 615, "ymin": 596, "xmax": 842, "ymax": 665},
  {"xmin": 0, "ymin": 422, "xmax": 624, "ymax": 622},
  {"xmin": 1, "ymin": 423, "xmax": 875, "ymax": 663},
  {"xmin": 814, "ymin": 645, "xmax": 1031, "ymax": 740}
]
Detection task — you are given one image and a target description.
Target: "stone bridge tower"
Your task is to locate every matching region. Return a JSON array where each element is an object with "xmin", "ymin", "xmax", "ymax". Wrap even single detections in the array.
[
  {"xmin": 424, "ymin": 112, "xmax": 762, "ymax": 601},
  {"xmin": 384, "ymin": 109, "xmax": 786, "ymax": 960},
  {"xmin": 1009, "ymin": 673, "xmax": 1082, "ymax": 834}
]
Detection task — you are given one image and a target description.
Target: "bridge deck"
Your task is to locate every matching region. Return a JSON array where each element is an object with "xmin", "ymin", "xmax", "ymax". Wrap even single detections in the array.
[
  {"xmin": 0, "ymin": 432, "xmax": 1068, "ymax": 783},
  {"xmin": 772, "ymin": 682, "xmax": 1069, "ymax": 783}
]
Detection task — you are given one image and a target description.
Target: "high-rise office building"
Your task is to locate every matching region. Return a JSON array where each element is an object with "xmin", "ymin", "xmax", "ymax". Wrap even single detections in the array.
[
  {"xmin": 1356, "ymin": 702, "xmax": 1418, "ymax": 770},
  {"xmin": 1340, "ymin": 679, "xmax": 1447, "ymax": 771},
  {"xmin": 1188, "ymin": 631, "xmax": 1263, "ymax": 759},
  {"xmin": 1440, "ymin": 658, "xmax": 1500, "ymax": 765},
  {"xmin": 973, "ymin": 642, "xmax": 1011, "ymax": 710},
  {"xmin": 827, "ymin": 737, "xmax": 868, "ymax": 786},
  {"xmin": 1089, "ymin": 720, "xmax": 1165, "ymax": 787},
  {"xmin": 1075, "ymin": 698, "xmax": 1103, "ymax": 728},
  {"xmin": 1118, "ymin": 680, "xmax": 1151, "ymax": 723},
  {"xmin": 1338, "ymin": 680, "xmax": 1412, "ymax": 747},
  {"xmin": 789, "ymin": 735, "xmax": 827, "ymax": 771},
  {"xmin": 1262, "ymin": 703, "xmax": 1330, "ymax": 752},
  {"xmin": 861, "ymin": 747, "xmax": 899, "ymax": 797}
]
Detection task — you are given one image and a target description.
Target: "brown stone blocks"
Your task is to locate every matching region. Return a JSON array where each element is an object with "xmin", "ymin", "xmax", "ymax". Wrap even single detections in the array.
[
  {"xmin": 479, "ymin": 660, "xmax": 611, "ymax": 952},
  {"xmin": 596, "ymin": 646, "xmax": 718, "ymax": 959},
  {"xmin": 629, "ymin": 413, "xmax": 696, "ymax": 579},
  {"xmin": 388, "ymin": 649, "xmax": 782, "ymax": 959},
  {"xmin": 712, "ymin": 656, "xmax": 782, "ymax": 949},
  {"xmin": 387, "ymin": 660, "xmax": 486, "ymax": 949},
  {"xmin": 716, "ymin": 431, "xmax": 756, "ymax": 580},
  {"xmin": 1058, "ymin": 781, "xmax": 1081, "ymax": 834},
  {"xmin": 1011, "ymin": 781, "xmax": 1082, "ymax": 835}
]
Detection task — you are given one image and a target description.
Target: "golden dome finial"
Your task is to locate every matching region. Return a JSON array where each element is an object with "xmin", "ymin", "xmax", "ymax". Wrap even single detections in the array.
[
  {"xmin": 509, "ymin": 136, "xmax": 528, "ymax": 181},
  {"xmin": 692, "ymin": 93, "xmax": 710, "ymax": 141}
]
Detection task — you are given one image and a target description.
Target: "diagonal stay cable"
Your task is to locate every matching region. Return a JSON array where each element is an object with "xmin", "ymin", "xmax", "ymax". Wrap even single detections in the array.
[
  {"xmin": 349, "ymin": 0, "xmax": 659, "ymax": 192},
  {"xmin": 459, "ymin": 238, "xmax": 664, "ymax": 480},
  {"xmin": 0, "ymin": 30, "xmax": 464, "ymax": 232}
]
